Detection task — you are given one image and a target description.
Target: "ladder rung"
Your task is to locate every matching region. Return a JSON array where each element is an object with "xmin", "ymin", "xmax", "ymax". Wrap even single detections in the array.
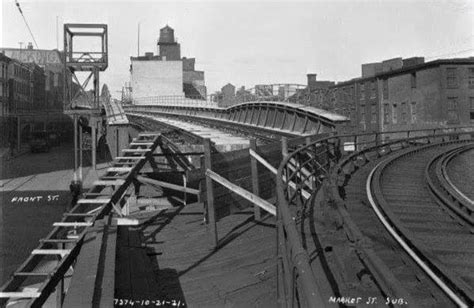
[
  {"xmin": 0, "ymin": 291, "xmax": 41, "ymax": 298},
  {"xmin": 67, "ymin": 234, "xmax": 80, "ymax": 240},
  {"xmin": 53, "ymin": 222, "xmax": 93, "ymax": 227},
  {"xmin": 32, "ymin": 249, "xmax": 71, "ymax": 256},
  {"xmin": 115, "ymin": 156, "xmax": 145, "ymax": 160},
  {"xmin": 14, "ymin": 272, "xmax": 50, "ymax": 276},
  {"xmin": 122, "ymin": 149, "xmax": 149, "ymax": 152},
  {"xmin": 130, "ymin": 142, "xmax": 153, "ymax": 146},
  {"xmin": 40, "ymin": 238, "xmax": 78, "ymax": 243},
  {"xmin": 139, "ymin": 133, "xmax": 159, "ymax": 137},
  {"xmin": 77, "ymin": 198, "xmax": 111, "ymax": 204},
  {"xmin": 63, "ymin": 213, "xmax": 96, "ymax": 217},
  {"xmin": 107, "ymin": 167, "xmax": 132, "ymax": 172},
  {"xmin": 93, "ymin": 180, "xmax": 125, "ymax": 186}
]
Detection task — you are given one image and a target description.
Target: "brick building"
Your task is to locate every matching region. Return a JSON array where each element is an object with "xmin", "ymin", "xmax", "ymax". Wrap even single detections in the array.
[
  {"xmin": 130, "ymin": 25, "xmax": 207, "ymax": 104},
  {"xmin": 0, "ymin": 47, "xmax": 71, "ymax": 149},
  {"xmin": 295, "ymin": 57, "xmax": 474, "ymax": 135}
]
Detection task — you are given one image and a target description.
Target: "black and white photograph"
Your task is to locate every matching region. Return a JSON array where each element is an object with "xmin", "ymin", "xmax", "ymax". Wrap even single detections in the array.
[{"xmin": 0, "ymin": 0, "xmax": 473, "ymax": 307}]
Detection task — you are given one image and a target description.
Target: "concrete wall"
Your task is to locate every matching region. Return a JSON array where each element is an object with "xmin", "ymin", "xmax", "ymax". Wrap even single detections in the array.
[{"xmin": 131, "ymin": 60, "xmax": 184, "ymax": 102}]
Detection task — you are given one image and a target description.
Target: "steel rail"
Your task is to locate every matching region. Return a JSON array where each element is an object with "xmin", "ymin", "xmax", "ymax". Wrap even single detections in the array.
[
  {"xmin": 277, "ymin": 127, "xmax": 474, "ymax": 307},
  {"xmin": 367, "ymin": 141, "xmax": 473, "ymax": 308},
  {"xmin": 440, "ymin": 146, "xmax": 474, "ymax": 213},
  {"xmin": 425, "ymin": 144, "xmax": 474, "ymax": 225}
]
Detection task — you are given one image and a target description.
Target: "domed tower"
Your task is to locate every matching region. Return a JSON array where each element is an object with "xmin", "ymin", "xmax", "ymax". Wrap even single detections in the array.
[{"xmin": 157, "ymin": 25, "xmax": 181, "ymax": 60}]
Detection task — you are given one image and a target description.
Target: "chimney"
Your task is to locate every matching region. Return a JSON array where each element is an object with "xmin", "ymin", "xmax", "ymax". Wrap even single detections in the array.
[
  {"xmin": 307, "ymin": 73, "xmax": 317, "ymax": 89},
  {"xmin": 27, "ymin": 42, "xmax": 33, "ymax": 50},
  {"xmin": 307, "ymin": 73, "xmax": 317, "ymax": 84}
]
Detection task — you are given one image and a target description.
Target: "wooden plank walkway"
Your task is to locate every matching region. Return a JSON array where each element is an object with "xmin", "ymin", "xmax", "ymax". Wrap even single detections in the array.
[{"xmin": 115, "ymin": 202, "xmax": 277, "ymax": 307}]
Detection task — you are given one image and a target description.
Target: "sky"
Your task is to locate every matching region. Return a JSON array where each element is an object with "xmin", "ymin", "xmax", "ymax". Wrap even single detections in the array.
[{"xmin": 1, "ymin": 0, "xmax": 473, "ymax": 98}]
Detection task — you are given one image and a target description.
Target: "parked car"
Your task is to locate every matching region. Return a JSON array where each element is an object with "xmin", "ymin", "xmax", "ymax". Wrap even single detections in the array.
[
  {"xmin": 46, "ymin": 130, "xmax": 61, "ymax": 146},
  {"xmin": 30, "ymin": 131, "xmax": 51, "ymax": 153}
]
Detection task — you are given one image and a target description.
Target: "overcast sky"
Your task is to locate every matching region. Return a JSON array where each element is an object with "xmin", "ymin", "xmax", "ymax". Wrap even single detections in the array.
[{"xmin": 1, "ymin": 0, "xmax": 473, "ymax": 98}]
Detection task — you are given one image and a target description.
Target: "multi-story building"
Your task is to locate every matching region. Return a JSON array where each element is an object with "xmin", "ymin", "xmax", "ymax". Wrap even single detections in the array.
[
  {"xmin": 296, "ymin": 57, "xmax": 474, "ymax": 135},
  {"xmin": 8, "ymin": 59, "xmax": 33, "ymax": 114},
  {"xmin": 130, "ymin": 25, "xmax": 207, "ymax": 104},
  {"xmin": 0, "ymin": 46, "xmax": 64, "ymax": 112},
  {"xmin": 0, "ymin": 53, "xmax": 11, "ymax": 146},
  {"xmin": 0, "ymin": 47, "xmax": 71, "ymax": 149}
]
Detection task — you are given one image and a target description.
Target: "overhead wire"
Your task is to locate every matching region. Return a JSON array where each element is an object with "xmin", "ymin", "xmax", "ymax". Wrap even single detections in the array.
[{"xmin": 14, "ymin": 0, "xmax": 39, "ymax": 49}]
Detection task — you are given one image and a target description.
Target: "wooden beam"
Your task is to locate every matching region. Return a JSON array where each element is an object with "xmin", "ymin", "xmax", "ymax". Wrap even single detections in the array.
[
  {"xmin": 115, "ymin": 156, "xmax": 145, "ymax": 160},
  {"xmin": 32, "ymin": 249, "xmax": 71, "ymax": 256},
  {"xmin": 77, "ymin": 198, "xmax": 111, "ymax": 204},
  {"xmin": 204, "ymin": 139, "xmax": 218, "ymax": 246},
  {"xmin": 114, "ymin": 218, "xmax": 139, "ymax": 226},
  {"xmin": 0, "ymin": 291, "xmax": 41, "ymax": 298},
  {"xmin": 63, "ymin": 213, "xmax": 96, "ymax": 217},
  {"xmin": 205, "ymin": 169, "xmax": 276, "ymax": 216},
  {"xmin": 107, "ymin": 167, "xmax": 132, "ymax": 172},
  {"xmin": 93, "ymin": 180, "xmax": 125, "ymax": 186},
  {"xmin": 250, "ymin": 139, "xmax": 261, "ymax": 221},
  {"xmin": 249, "ymin": 149, "xmax": 277, "ymax": 174},
  {"xmin": 122, "ymin": 149, "xmax": 149, "ymax": 153},
  {"xmin": 136, "ymin": 175, "xmax": 200, "ymax": 195},
  {"xmin": 53, "ymin": 222, "xmax": 93, "ymax": 227}
]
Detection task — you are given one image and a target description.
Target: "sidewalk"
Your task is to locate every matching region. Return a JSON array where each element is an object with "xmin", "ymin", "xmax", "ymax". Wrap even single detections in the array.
[{"xmin": 0, "ymin": 145, "xmax": 30, "ymax": 162}]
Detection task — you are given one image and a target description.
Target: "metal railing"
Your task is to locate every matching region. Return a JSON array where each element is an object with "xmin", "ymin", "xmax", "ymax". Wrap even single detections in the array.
[{"xmin": 275, "ymin": 125, "xmax": 474, "ymax": 307}]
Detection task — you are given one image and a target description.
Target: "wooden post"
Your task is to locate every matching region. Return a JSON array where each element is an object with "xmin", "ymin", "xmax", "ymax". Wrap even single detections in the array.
[
  {"xmin": 73, "ymin": 115, "xmax": 78, "ymax": 182},
  {"xmin": 183, "ymin": 173, "xmax": 187, "ymax": 206},
  {"xmin": 249, "ymin": 139, "xmax": 261, "ymax": 221},
  {"xmin": 203, "ymin": 138, "xmax": 218, "ymax": 247},
  {"xmin": 92, "ymin": 121, "xmax": 97, "ymax": 170},
  {"xmin": 79, "ymin": 124, "xmax": 83, "ymax": 182}
]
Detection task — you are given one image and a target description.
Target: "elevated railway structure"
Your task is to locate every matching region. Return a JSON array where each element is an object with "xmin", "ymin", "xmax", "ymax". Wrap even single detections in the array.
[
  {"xmin": 1, "ymin": 103, "xmax": 474, "ymax": 307},
  {"xmin": 124, "ymin": 101, "xmax": 348, "ymax": 138}
]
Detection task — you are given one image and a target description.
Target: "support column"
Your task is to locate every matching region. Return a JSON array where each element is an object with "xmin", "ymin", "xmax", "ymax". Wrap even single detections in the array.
[
  {"xmin": 250, "ymin": 139, "xmax": 261, "ymax": 221},
  {"xmin": 92, "ymin": 121, "xmax": 97, "ymax": 169},
  {"xmin": 73, "ymin": 116, "xmax": 78, "ymax": 182},
  {"xmin": 203, "ymin": 138, "xmax": 218, "ymax": 247},
  {"xmin": 79, "ymin": 123, "xmax": 83, "ymax": 183}
]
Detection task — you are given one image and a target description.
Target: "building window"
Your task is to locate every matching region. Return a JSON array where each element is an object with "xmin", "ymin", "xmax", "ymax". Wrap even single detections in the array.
[
  {"xmin": 446, "ymin": 68, "xmax": 458, "ymax": 88},
  {"xmin": 360, "ymin": 104, "xmax": 365, "ymax": 123},
  {"xmin": 359, "ymin": 83, "xmax": 365, "ymax": 100},
  {"xmin": 410, "ymin": 102, "xmax": 417, "ymax": 123},
  {"xmin": 447, "ymin": 97, "xmax": 459, "ymax": 122},
  {"xmin": 53, "ymin": 73, "xmax": 59, "ymax": 87},
  {"xmin": 469, "ymin": 68, "xmax": 474, "ymax": 89},
  {"xmin": 383, "ymin": 104, "xmax": 389, "ymax": 124},
  {"xmin": 411, "ymin": 72, "xmax": 416, "ymax": 88},
  {"xmin": 470, "ymin": 97, "xmax": 474, "ymax": 122},
  {"xmin": 382, "ymin": 79, "xmax": 388, "ymax": 99},
  {"xmin": 371, "ymin": 104, "xmax": 377, "ymax": 123},
  {"xmin": 370, "ymin": 81, "xmax": 376, "ymax": 99},
  {"xmin": 401, "ymin": 102, "xmax": 407, "ymax": 123},
  {"xmin": 392, "ymin": 104, "xmax": 398, "ymax": 124}
]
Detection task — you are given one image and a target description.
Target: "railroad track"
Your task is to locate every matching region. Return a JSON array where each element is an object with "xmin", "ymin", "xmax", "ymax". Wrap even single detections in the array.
[
  {"xmin": 426, "ymin": 144, "xmax": 474, "ymax": 226},
  {"xmin": 366, "ymin": 141, "xmax": 474, "ymax": 307}
]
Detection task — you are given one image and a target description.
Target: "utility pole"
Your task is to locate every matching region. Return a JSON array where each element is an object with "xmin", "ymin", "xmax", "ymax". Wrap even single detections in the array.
[
  {"xmin": 137, "ymin": 22, "xmax": 140, "ymax": 56},
  {"xmin": 56, "ymin": 16, "xmax": 59, "ymax": 50}
]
